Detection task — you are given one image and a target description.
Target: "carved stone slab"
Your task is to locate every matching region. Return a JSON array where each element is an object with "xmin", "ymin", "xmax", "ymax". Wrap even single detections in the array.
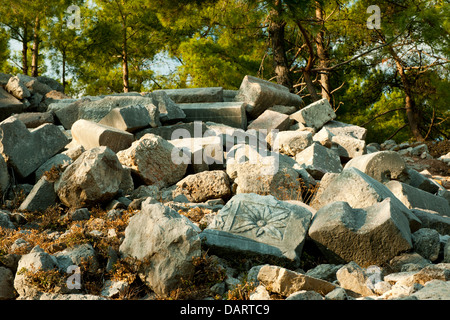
[{"xmin": 201, "ymin": 193, "xmax": 312, "ymax": 267}]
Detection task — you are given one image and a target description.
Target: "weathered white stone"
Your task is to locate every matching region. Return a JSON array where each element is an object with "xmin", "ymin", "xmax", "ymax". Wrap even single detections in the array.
[
  {"xmin": 175, "ymin": 170, "xmax": 231, "ymax": 203},
  {"xmin": 344, "ymin": 151, "xmax": 407, "ymax": 183},
  {"xmin": 55, "ymin": 146, "xmax": 124, "ymax": 208},
  {"xmin": 54, "ymin": 243, "xmax": 98, "ymax": 273},
  {"xmin": 5, "ymin": 76, "xmax": 31, "ymax": 100},
  {"xmin": 266, "ymin": 130, "xmax": 313, "ymax": 157},
  {"xmin": 257, "ymin": 265, "xmax": 336, "ymax": 297},
  {"xmin": 247, "ymin": 109, "xmax": 290, "ymax": 132},
  {"xmin": 226, "ymin": 144, "xmax": 303, "ymax": 200},
  {"xmin": 290, "ymin": 98, "xmax": 336, "ymax": 130},
  {"xmin": 336, "ymin": 262, "xmax": 376, "ymax": 297},
  {"xmin": 331, "ymin": 135, "xmax": 366, "ymax": 159},
  {"xmin": 412, "ymin": 280, "xmax": 450, "ymax": 300},
  {"xmin": 312, "ymin": 127, "xmax": 334, "ymax": 148},
  {"xmin": 323, "ymin": 120, "xmax": 367, "ymax": 140},
  {"xmin": 99, "ymin": 105, "xmax": 154, "ymax": 132},
  {"xmin": 235, "ymin": 75, "xmax": 303, "ymax": 118},
  {"xmin": 14, "ymin": 246, "xmax": 58, "ymax": 298},
  {"xmin": 295, "ymin": 143, "xmax": 343, "ymax": 179},
  {"xmin": 119, "ymin": 199, "xmax": 201, "ymax": 297},
  {"xmin": 117, "ymin": 133, "xmax": 188, "ymax": 188},
  {"xmin": 0, "ymin": 117, "xmax": 69, "ymax": 178},
  {"xmin": 202, "ymin": 193, "xmax": 312, "ymax": 266},
  {"xmin": 285, "ymin": 290, "xmax": 324, "ymax": 300},
  {"xmin": 71, "ymin": 119, "xmax": 135, "ymax": 153},
  {"xmin": 309, "ymin": 199, "xmax": 413, "ymax": 267}
]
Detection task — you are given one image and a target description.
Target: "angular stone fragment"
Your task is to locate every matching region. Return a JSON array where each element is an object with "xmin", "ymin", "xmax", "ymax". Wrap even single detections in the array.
[
  {"xmin": 18, "ymin": 176, "xmax": 57, "ymax": 213},
  {"xmin": 178, "ymin": 102, "xmax": 247, "ymax": 129},
  {"xmin": 310, "ymin": 167, "xmax": 422, "ymax": 232},
  {"xmin": 155, "ymin": 87, "xmax": 224, "ymax": 103},
  {"xmin": 412, "ymin": 228, "xmax": 440, "ymax": 262},
  {"xmin": 226, "ymin": 144, "xmax": 303, "ymax": 200},
  {"xmin": 202, "ymin": 193, "xmax": 312, "ymax": 266},
  {"xmin": 99, "ymin": 105, "xmax": 154, "ymax": 132},
  {"xmin": 13, "ymin": 112, "xmax": 54, "ymax": 129},
  {"xmin": 0, "ymin": 87, "xmax": 24, "ymax": 121},
  {"xmin": 312, "ymin": 127, "xmax": 334, "ymax": 148},
  {"xmin": 117, "ymin": 133, "xmax": 187, "ymax": 188},
  {"xmin": 295, "ymin": 143, "xmax": 343, "ymax": 179},
  {"xmin": 344, "ymin": 151, "xmax": 407, "ymax": 183},
  {"xmin": 309, "ymin": 199, "xmax": 413, "ymax": 266},
  {"xmin": 0, "ymin": 266, "xmax": 15, "ymax": 300},
  {"xmin": 175, "ymin": 170, "xmax": 231, "ymax": 203},
  {"xmin": 257, "ymin": 265, "xmax": 336, "ymax": 296},
  {"xmin": 412, "ymin": 280, "xmax": 450, "ymax": 300},
  {"xmin": 386, "ymin": 181, "xmax": 450, "ymax": 217},
  {"xmin": 34, "ymin": 154, "xmax": 73, "ymax": 182},
  {"xmin": 55, "ymin": 146, "xmax": 124, "ymax": 208},
  {"xmin": 0, "ymin": 117, "xmax": 68, "ymax": 178},
  {"xmin": 247, "ymin": 109, "xmax": 290, "ymax": 132},
  {"xmin": 335, "ymin": 262, "xmax": 376, "ymax": 297},
  {"xmin": 119, "ymin": 199, "xmax": 201, "ymax": 297},
  {"xmin": 290, "ymin": 98, "xmax": 336, "ymax": 130},
  {"xmin": 266, "ymin": 130, "xmax": 313, "ymax": 157},
  {"xmin": 411, "ymin": 209, "xmax": 450, "ymax": 235},
  {"xmin": 235, "ymin": 75, "xmax": 303, "ymax": 118},
  {"xmin": 5, "ymin": 76, "xmax": 31, "ymax": 100},
  {"xmin": 71, "ymin": 119, "xmax": 135, "ymax": 153},
  {"xmin": 323, "ymin": 120, "xmax": 367, "ymax": 140},
  {"xmin": 146, "ymin": 90, "xmax": 186, "ymax": 122},
  {"xmin": 331, "ymin": 135, "xmax": 366, "ymax": 160}
]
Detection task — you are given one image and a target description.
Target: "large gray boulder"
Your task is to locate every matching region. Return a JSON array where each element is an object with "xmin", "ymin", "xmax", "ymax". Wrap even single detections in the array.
[
  {"xmin": 385, "ymin": 181, "xmax": 450, "ymax": 217},
  {"xmin": 119, "ymin": 199, "xmax": 201, "ymax": 297},
  {"xmin": 145, "ymin": 90, "xmax": 186, "ymax": 122},
  {"xmin": 117, "ymin": 133, "xmax": 188, "ymax": 188},
  {"xmin": 201, "ymin": 193, "xmax": 313, "ymax": 267},
  {"xmin": 310, "ymin": 167, "xmax": 422, "ymax": 232},
  {"xmin": 266, "ymin": 130, "xmax": 313, "ymax": 157},
  {"xmin": 0, "ymin": 87, "xmax": 24, "ymax": 121},
  {"xmin": 55, "ymin": 146, "xmax": 124, "ymax": 208},
  {"xmin": 0, "ymin": 117, "xmax": 68, "ymax": 178},
  {"xmin": 308, "ymin": 199, "xmax": 413, "ymax": 267},
  {"xmin": 235, "ymin": 75, "xmax": 303, "ymax": 118}
]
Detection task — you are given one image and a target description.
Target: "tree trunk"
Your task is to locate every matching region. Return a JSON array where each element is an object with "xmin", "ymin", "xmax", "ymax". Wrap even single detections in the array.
[
  {"xmin": 22, "ymin": 21, "xmax": 28, "ymax": 75},
  {"xmin": 315, "ymin": 3, "xmax": 331, "ymax": 102},
  {"xmin": 122, "ymin": 20, "xmax": 129, "ymax": 93},
  {"xmin": 62, "ymin": 50, "xmax": 66, "ymax": 93},
  {"xmin": 389, "ymin": 47, "xmax": 424, "ymax": 141},
  {"xmin": 31, "ymin": 16, "xmax": 40, "ymax": 77},
  {"xmin": 268, "ymin": 0, "xmax": 292, "ymax": 90}
]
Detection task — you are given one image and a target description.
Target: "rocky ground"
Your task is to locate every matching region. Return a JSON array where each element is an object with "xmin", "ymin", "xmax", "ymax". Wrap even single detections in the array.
[{"xmin": 0, "ymin": 73, "xmax": 449, "ymax": 301}]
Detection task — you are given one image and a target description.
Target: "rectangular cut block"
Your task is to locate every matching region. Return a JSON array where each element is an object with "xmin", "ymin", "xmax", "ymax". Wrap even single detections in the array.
[
  {"xmin": 136, "ymin": 122, "xmax": 207, "ymax": 141},
  {"xmin": 0, "ymin": 117, "xmax": 68, "ymax": 178},
  {"xmin": 72, "ymin": 119, "xmax": 135, "ymax": 153},
  {"xmin": 178, "ymin": 102, "xmax": 247, "ymax": 129},
  {"xmin": 99, "ymin": 105, "xmax": 153, "ymax": 133},
  {"xmin": 290, "ymin": 98, "xmax": 336, "ymax": 130},
  {"xmin": 247, "ymin": 109, "xmax": 290, "ymax": 132},
  {"xmin": 201, "ymin": 193, "xmax": 313, "ymax": 267},
  {"xmin": 155, "ymin": 87, "xmax": 224, "ymax": 103},
  {"xmin": 235, "ymin": 75, "xmax": 303, "ymax": 118},
  {"xmin": 0, "ymin": 87, "xmax": 24, "ymax": 121}
]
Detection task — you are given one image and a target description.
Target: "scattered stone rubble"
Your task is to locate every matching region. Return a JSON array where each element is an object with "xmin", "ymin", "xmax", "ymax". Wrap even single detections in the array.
[{"xmin": 0, "ymin": 72, "xmax": 449, "ymax": 300}]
